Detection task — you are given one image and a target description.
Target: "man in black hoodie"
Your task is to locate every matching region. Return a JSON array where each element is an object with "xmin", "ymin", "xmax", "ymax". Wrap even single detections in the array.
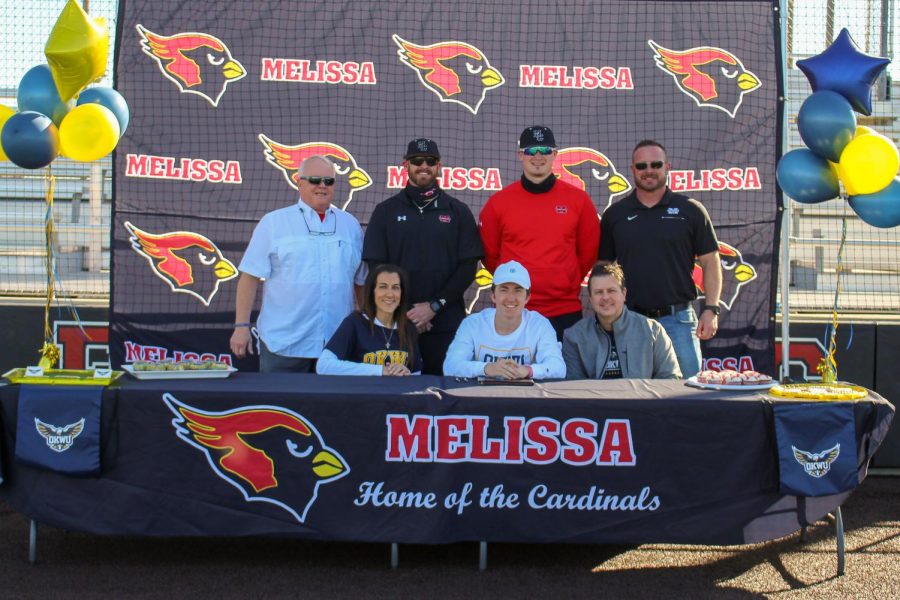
[{"xmin": 363, "ymin": 139, "xmax": 483, "ymax": 375}]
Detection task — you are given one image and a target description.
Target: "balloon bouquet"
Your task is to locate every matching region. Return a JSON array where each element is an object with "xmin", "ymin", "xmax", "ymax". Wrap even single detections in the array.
[
  {"xmin": 776, "ymin": 28, "xmax": 894, "ymax": 383},
  {"xmin": 0, "ymin": 0, "xmax": 128, "ymax": 376}
]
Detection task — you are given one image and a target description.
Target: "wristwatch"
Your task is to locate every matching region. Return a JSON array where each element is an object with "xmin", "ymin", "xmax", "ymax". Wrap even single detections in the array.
[
  {"xmin": 429, "ymin": 298, "xmax": 446, "ymax": 313},
  {"xmin": 701, "ymin": 304, "xmax": 720, "ymax": 316}
]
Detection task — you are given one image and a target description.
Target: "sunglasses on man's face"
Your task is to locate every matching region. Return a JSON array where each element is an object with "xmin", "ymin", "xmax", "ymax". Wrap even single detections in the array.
[
  {"xmin": 634, "ymin": 161, "xmax": 665, "ymax": 170},
  {"xmin": 299, "ymin": 176, "xmax": 336, "ymax": 186},
  {"xmin": 408, "ymin": 156, "xmax": 438, "ymax": 167},
  {"xmin": 522, "ymin": 146, "xmax": 555, "ymax": 156}
]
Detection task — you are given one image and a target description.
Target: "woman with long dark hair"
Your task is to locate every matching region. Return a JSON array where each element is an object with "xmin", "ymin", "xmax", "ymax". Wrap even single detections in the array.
[{"xmin": 317, "ymin": 264, "xmax": 422, "ymax": 375}]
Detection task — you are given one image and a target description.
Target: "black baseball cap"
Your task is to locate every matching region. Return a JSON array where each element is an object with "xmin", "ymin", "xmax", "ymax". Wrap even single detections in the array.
[
  {"xmin": 405, "ymin": 138, "xmax": 441, "ymax": 159},
  {"xmin": 518, "ymin": 126, "xmax": 556, "ymax": 149}
]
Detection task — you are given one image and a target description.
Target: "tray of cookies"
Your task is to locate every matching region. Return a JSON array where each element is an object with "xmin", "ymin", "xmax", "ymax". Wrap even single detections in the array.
[
  {"xmin": 122, "ymin": 360, "xmax": 236, "ymax": 379},
  {"xmin": 686, "ymin": 369, "xmax": 776, "ymax": 391}
]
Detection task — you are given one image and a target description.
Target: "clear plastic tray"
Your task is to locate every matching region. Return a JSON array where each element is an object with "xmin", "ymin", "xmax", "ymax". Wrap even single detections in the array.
[{"xmin": 122, "ymin": 364, "xmax": 236, "ymax": 380}]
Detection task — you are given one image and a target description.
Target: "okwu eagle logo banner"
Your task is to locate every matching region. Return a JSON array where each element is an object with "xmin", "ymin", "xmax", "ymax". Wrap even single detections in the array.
[{"xmin": 15, "ymin": 386, "xmax": 102, "ymax": 476}]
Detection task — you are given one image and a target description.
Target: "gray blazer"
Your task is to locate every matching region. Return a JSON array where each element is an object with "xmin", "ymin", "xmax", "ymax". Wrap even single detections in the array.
[{"xmin": 562, "ymin": 306, "xmax": 682, "ymax": 380}]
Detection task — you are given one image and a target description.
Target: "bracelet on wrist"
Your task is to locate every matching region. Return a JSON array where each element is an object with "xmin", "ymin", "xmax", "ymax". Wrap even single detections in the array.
[{"xmin": 234, "ymin": 322, "xmax": 252, "ymax": 328}]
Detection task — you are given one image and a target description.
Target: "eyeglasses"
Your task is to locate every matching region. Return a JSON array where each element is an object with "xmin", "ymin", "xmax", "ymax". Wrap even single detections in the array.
[
  {"xmin": 299, "ymin": 207, "xmax": 336, "ymax": 236},
  {"xmin": 298, "ymin": 176, "xmax": 336, "ymax": 186},
  {"xmin": 408, "ymin": 156, "xmax": 438, "ymax": 166},
  {"xmin": 634, "ymin": 161, "xmax": 665, "ymax": 170},
  {"xmin": 522, "ymin": 146, "xmax": 555, "ymax": 156}
]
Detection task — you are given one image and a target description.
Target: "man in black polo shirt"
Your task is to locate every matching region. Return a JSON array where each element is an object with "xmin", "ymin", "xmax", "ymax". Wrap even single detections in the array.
[
  {"xmin": 598, "ymin": 140, "xmax": 722, "ymax": 378},
  {"xmin": 363, "ymin": 138, "xmax": 483, "ymax": 375}
]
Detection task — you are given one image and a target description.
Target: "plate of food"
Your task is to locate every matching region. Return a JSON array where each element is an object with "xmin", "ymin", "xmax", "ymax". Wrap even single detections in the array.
[
  {"xmin": 685, "ymin": 370, "xmax": 776, "ymax": 391},
  {"xmin": 123, "ymin": 360, "xmax": 236, "ymax": 380}
]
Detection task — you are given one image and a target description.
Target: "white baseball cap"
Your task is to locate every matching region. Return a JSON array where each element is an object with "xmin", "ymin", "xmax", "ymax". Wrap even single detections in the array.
[{"xmin": 493, "ymin": 260, "xmax": 531, "ymax": 289}]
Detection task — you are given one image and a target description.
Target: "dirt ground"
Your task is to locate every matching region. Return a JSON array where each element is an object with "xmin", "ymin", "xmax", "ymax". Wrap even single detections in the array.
[{"xmin": 1, "ymin": 476, "xmax": 897, "ymax": 599}]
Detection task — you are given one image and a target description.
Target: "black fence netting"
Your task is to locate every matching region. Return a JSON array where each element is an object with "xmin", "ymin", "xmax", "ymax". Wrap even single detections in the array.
[{"xmin": 110, "ymin": 0, "xmax": 780, "ymax": 372}]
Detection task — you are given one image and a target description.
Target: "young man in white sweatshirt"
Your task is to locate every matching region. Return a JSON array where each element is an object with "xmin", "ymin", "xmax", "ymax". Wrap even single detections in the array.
[{"xmin": 443, "ymin": 261, "xmax": 566, "ymax": 380}]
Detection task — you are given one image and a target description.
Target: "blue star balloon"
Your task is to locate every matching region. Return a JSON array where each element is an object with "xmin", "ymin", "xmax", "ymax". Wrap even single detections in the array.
[{"xmin": 796, "ymin": 28, "xmax": 890, "ymax": 116}]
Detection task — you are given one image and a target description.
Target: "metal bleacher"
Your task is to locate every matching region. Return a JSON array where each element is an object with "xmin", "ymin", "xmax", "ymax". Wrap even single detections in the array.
[{"xmin": 0, "ymin": 88, "xmax": 111, "ymax": 299}]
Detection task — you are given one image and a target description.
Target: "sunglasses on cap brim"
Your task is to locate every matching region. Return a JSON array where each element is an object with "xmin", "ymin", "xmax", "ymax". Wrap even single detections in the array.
[{"xmin": 522, "ymin": 146, "xmax": 555, "ymax": 156}]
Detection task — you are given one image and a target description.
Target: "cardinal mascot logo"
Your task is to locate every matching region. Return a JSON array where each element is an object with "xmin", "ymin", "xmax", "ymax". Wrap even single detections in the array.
[
  {"xmin": 125, "ymin": 222, "xmax": 238, "ymax": 306},
  {"xmin": 693, "ymin": 241, "xmax": 758, "ymax": 310},
  {"xmin": 393, "ymin": 34, "xmax": 505, "ymax": 115},
  {"xmin": 164, "ymin": 395, "xmax": 349, "ymax": 523},
  {"xmin": 553, "ymin": 147, "xmax": 632, "ymax": 214},
  {"xmin": 137, "ymin": 24, "xmax": 247, "ymax": 107},
  {"xmin": 793, "ymin": 444, "xmax": 840, "ymax": 478},
  {"xmin": 649, "ymin": 40, "xmax": 760, "ymax": 118},
  {"xmin": 258, "ymin": 135, "xmax": 372, "ymax": 210}
]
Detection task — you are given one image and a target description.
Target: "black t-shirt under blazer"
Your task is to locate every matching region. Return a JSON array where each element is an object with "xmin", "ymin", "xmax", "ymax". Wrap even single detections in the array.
[
  {"xmin": 363, "ymin": 187, "xmax": 483, "ymax": 334},
  {"xmin": 598, "ymin": 188, "xmax": 719, "ymax": 310}
]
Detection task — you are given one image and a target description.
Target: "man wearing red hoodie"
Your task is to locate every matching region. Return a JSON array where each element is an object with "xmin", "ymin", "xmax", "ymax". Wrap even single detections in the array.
[{"xmin": 479, "ymin": 126, "xmax": 600, "ymax": 340}]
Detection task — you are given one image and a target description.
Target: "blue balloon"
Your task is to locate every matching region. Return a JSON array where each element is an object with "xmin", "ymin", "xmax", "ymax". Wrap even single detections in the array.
[
  {"xmin": 77, "ymin": 87, "xmax": 129, "ymax": 135},
  {"xmin": 796, "ymin": 28, "xmax": 891, "ymax": 116},
  {"xmin": 1, "ymin": 111, "xmax": 60, "ymax": 169},
  {"xmin": 17, "ymin": 64, "xmax": 72, "ymax": 126},
  {"xmin": 776, "ymin": 149, "xmax": 840, "ymax": 204},
  {"xmin": 849, "ymin": 179, "xmax": 900, "ymax": 228},
  {"xmin": 797, "ymin": 91, "xmax": 856, "ymax": 162}
]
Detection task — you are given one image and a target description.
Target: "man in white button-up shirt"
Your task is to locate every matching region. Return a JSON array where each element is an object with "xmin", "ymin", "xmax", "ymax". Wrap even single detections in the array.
[{"xmin": 230, "ymin": 156, "xmax": 366, "ymax": 372}]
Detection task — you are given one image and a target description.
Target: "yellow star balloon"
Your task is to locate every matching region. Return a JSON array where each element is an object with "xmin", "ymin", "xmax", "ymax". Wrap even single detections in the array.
[{"xmin": 44, "ymin": 0, "xmax": 108, "ymax": 102}]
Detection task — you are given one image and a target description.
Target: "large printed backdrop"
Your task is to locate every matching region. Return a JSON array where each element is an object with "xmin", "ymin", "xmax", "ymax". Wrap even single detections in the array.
[{"xmin": 110, "ymin": 0, "xmax": 780, "ymax": 373}]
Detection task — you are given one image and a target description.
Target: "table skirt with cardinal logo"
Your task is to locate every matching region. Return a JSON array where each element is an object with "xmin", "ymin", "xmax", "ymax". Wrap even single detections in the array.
[{"xmin": 0, "ymin": 376, "xmax": 893, "ymax": 545}]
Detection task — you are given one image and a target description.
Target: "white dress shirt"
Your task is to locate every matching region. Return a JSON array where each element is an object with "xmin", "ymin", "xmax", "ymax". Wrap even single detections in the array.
[{"xmin": 239, "ymin": 201, "xmax": 366, "ymax": 358}]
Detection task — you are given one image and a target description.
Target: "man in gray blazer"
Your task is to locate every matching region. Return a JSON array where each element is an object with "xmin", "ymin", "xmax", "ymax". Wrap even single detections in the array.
[{"xmin": 563, "ymin": 262, "xmax": 681, "ymax": 380}]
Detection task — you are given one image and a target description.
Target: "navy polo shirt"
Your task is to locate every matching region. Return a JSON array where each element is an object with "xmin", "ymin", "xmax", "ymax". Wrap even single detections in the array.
[{"xmin": 599, "ymin": 188, "xmax": 719, "ymax": 309}]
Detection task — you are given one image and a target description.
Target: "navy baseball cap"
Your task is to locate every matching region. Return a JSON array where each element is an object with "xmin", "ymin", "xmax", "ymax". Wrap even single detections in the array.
[
  {"xmin": 405, "ymin": 138, "xmax": 441, "ymax": 159},
  {"xmin": 518, "ymin": 126, "xmax": 556, "ymax": 149}
]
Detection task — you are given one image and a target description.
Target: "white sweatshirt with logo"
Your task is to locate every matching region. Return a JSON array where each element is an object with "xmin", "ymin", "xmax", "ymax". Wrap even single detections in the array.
[{"xmin": 443, "ymin": 308, "xmax": 566, "ymax": 379}]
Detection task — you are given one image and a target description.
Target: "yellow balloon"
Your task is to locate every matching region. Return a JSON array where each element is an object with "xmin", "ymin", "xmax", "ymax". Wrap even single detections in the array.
[
  {"xmin": 0, "ymin": 104, "xmax": 15, "ymax": 161},
  {"xmin": 44, "ymin": 0, "xmax": 109, "ymax": 102},
  {"xmin": 837, "ymin": 132, "xmax": 900, "ymax": 196},
  {"xmin": 59, "ymin": 103, "xmax": 120, "ymax": 162},
  {"xmin": 854, "ymin": 125, "xmax": 876, "ymax": 139}
]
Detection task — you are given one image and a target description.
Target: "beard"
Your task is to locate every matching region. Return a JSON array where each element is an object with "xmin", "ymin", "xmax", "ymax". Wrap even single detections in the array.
[
  {"xmin": 636, "ymin": 173, "xmax": 665, "ymax": 193},
  {"xmin": 410, "ymin": 169, "xmax": 438, "ymax": 188}
]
